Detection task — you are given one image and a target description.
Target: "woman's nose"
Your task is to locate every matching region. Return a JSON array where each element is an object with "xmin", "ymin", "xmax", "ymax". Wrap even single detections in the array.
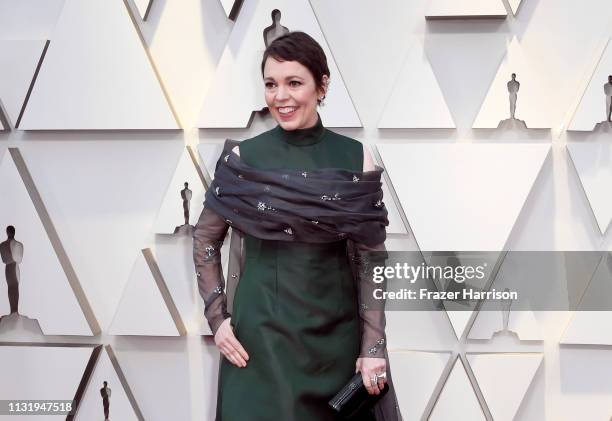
[{"xmin": 275, "ymin": 85, "xmax": 289, "ymax": 101}]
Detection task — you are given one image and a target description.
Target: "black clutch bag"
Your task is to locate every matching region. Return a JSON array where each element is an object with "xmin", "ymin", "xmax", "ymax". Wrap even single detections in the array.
[{"xmin": 328, "ymin": 372, "xmax": 389, "ymax": 419}]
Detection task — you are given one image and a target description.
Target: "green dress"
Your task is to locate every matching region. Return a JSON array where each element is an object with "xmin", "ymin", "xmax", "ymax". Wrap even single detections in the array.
[{"xmin": 216, "ymin": 116, "xmax": 375, "ymax": 421}]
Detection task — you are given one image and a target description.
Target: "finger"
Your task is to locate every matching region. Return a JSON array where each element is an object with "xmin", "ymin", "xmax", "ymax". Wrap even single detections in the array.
[
  {"xmin": 227, "ymin": 335, "xmax": 249, "ymax": 361},
  {"xmin": 375, "ymin": 369, "xmax": 386, "ymax": 391},
  {"xmin": 360, "ymin": 371, "xmax": 370, "ymax": 391},
  {"xmin": 219, "ymin": 345, "xmax": 228, "ymax": 357},
  {"xmin": 223, "ymin": 343, "xmax": 246, "ymax": 367},
  {"xmin": 361, "ymin": 371, "xmax": 379, "ymax": 395},
  {"xmin": 229, "ymin": 348, "xmax": 247, "ymax": 367},
  {"xmin": 221, "ymin": 349, "xmax": 236, "ymax": 366},
  {"xmin": 370, "ymin": 372, "xmax": 382, "ymax": 395},
  {"xmin": 369, "ymin": 383, "xmax": 380, "ymax": 395},
  {"xmin": 219, "ymin": 345, "xmax": 241, "ymax": 368},
  {"xmin": 225, "ymin": 349, "xmax": 244, "ymax": 368}
]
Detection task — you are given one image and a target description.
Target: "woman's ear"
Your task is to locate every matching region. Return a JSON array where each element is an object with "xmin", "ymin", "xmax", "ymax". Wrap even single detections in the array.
[{"xmin": 319, "ymin": 75, "xmax": 330, "ymax": 99}]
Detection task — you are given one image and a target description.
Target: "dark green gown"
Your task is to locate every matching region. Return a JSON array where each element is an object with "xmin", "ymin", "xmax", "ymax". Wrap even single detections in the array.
[{"xmin": 216, "ymin": 116, "xmax": 376, "ymax": 421}]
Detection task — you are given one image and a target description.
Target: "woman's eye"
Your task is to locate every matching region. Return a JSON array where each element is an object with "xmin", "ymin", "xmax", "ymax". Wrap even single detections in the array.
[
  {"xmin": 265, "ymin": 82, "xmax": 276, "ymax": 89},
  {"xmin": 290, "ymin": 81, "xmax": 301, "ymax": 87}
]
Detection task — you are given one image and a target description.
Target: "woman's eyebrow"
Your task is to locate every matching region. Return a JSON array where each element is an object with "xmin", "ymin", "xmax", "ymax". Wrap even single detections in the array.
[{"xmin": 263, "ymin": 75, "xmax": 304, "ymax": 81}]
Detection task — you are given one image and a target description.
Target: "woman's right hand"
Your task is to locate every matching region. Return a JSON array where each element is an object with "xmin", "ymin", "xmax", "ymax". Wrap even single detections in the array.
[{"xmin": 214, "ymin": 317, "xmax": 249, "ymax": 368}]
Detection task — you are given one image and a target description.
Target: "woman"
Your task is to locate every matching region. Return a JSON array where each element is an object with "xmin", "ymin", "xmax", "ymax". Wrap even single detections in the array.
[{"xmin": 193, "ymin": 31, "xmax": 400, "ymax": 421}]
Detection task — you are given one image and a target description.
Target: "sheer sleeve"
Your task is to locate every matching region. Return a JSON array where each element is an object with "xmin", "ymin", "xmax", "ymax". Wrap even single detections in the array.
[
  {"xmin": 193, "ymin": 205, "xmax": 232, "ymax": 335},
  {"xmin": 349, "ymin": 240, "xmax": 389, "ymax": 359}
]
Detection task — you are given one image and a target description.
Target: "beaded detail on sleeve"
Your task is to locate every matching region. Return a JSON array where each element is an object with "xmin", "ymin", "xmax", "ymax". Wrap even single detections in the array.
[
  {"xmin": 350, "ymin": 240, "xmax": 388, "ymax": 358},
  {"xmin": 193, "ymin": 206, "xmax": 231, "ymax": 335}
]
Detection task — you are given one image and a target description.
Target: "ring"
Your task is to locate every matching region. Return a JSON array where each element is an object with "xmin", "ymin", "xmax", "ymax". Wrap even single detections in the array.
[
  {"xmin": 370, "ymin": 375, "xmax": 377, "ymax": 386},
  {"xmin": 377, "ymin": 372, "xmax": 387, "ymax": 380}
]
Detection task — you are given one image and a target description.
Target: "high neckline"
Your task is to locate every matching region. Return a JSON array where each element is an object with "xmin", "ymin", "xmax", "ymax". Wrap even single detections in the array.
[{"xmin": 275, "ymin": 113, "xmax": 325, "ymax": 146}]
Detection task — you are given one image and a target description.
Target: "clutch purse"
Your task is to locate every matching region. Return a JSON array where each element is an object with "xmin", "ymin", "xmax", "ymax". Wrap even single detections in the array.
[{"xmin": 328, "ymin": 372, "xmax": 389, "ymax": 419}]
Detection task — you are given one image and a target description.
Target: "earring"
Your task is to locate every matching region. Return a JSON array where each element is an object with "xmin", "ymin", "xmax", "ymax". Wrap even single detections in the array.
[{"xmin": 319, "ymin": 78, "xmax": 330, "ymax": 107}]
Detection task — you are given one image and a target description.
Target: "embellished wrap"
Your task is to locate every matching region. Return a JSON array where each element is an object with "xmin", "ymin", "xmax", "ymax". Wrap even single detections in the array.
[{"xmin": 203, "ymin": 140, "xmax": 389, "ymax": 247}]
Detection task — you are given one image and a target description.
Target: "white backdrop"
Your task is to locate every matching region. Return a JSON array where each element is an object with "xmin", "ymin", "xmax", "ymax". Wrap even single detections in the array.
[{"xmin": 1, "ymin": 0, "xmax": 612, "ymax": 419}]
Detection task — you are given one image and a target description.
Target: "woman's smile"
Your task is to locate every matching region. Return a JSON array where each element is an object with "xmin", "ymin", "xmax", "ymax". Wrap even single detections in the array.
[{"xmin": 277, "ymin": 106, "xmax": 298, "ymax": 120}]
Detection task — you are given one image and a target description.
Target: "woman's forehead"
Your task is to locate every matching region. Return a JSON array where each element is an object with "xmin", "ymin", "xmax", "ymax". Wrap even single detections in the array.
[{"xmin": 263, "ymin": 58, "xmax": 311, "ymax": 79}]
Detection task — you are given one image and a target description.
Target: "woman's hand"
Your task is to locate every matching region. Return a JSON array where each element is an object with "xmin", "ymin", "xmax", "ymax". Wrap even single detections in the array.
[
  {"xmin": 355, "ymin": 357, "xmax": 387, "ymax": 395},
  {"xmin": 214, "ymin": 318, "xmax": 249, "ymax": 368}
]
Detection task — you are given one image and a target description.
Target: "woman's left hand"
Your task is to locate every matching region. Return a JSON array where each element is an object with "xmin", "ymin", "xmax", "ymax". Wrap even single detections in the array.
[{"xmin": 355, "ymin": 357, "xmax": 387, "ymax": 395}]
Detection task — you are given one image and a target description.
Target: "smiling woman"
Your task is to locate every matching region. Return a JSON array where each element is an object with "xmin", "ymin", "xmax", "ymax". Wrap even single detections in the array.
[
  {"xmin": 263, "ymin": 57, "xmax": 325, "ymax": 128},
  {"xmin": 194, "ymin": 31, "xmax": 401, "ymax": 421},
  {"xmin": 260, "ymin": 31, "xmax": 329, "ymax": 130}
]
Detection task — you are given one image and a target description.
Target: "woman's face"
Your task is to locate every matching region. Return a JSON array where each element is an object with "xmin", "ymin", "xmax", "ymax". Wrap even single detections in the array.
[{"xmin": 263, "ymin": 57, "xmax": 327, "ymax": 130}]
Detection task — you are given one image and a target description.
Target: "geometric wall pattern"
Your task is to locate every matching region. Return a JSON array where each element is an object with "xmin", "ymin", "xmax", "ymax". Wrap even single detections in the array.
[
  {"xmin": 508, "ymin": 0, "xmax": 523, "ymax": 16},
  {"xmin": 1, "ymin": 1, "xmax": 612, "ymax": 420},
  {"xmin": 112, "ymin": 341, "xmax": 221, "ymax": 420},
  {"xmin": 0, "ymin": 344, "xmax": 94, "ymax": 412},
  {"xmin": 429, "ymin": 357, "xmax": 486, "ymax": 421},
  {"xmin": 18, "ymin": 0, "xmax": 177, "ymax": 130},
  {"xmin": 0, "ymin": 40, "xmax": 46, "ymax": 127},
  {"xmin": 378, "ymin": 172, "xmax": 409, "ymax": 235},
  {"xmin": 469, "ymin": 308, "xmax": 543, "ymax": 341},
  {"xmin": 567, "ymin": 142, "xmax": 612, "ymax": 235},
  {"xmin": 153, "ymin": 147, "xmax": 206, "ymax": 234},
  {"xmin": 385, "ymin": 309, "xmax": 457, "ymax": 350},
  {"xmin": 562, "ymin": 313, "xmax": 612, "ymax": 346},
  {"xmin": 426, "ymin": 0, "xmax": 507, "ymax": 20},
  {"xmin": 155, "ymin": 235, "xmax": 222, "ymax": 336},
  {"xmin": 378, "ymin": 37, "xmax": 455, "ymax": 129},
  {"xmin": 220, "ymin": 0, "xmax": 244, "ymax": 20},
  {"xmin": 0, "ymin": 149, "xmax": 92, "ymax": 335},
  {"xmin": 569, "ymin": 37, "xmax": 612, "ymax": 131},
  {"xmin": 197, "ymin": 142, "xmax": 225, "ymax": 185},
  {"xmin": 507, "ymin": 0, "xmax": 524, "ymax": 15},
  {"xmin": 134, "ymin": 0, "xmax": 153, "ymax": 21},
  {"xmin": 73, "ymin": 345, "xmax": 143, "ymax": 420},
  {"xmin": 553, "ymin": 348, "xmax": 612, "ymax": 420},
  {"xmin": 446, "ymin": 309, "xmax": 477, "ymax": 341},
  {"xmin": 0, "ymin": 0, "xmax": 65, "ymax": 40},
  {"xmin": 377, "ymin": 143, "xmax": 550, "ymax": 251},
  {"xmin": 109, "ymin": 249, "xmax": 183, "ymax": 336},
  {"xmin": 473, "ymin": 37, "xmax": 554, "ymax": 129},
  {"xmin": 387, "ymin": 351, "xmax": 451, "ymax": 420},
  {"xmin": 561, "ymin": 253, "xmax": 612, "ymax": 345},
  {"xmin": 467, "ymin": 353, "xmax": 542, "ymax": 421},
  {"xmin": 197, "ymin": 0, "xmax": 361, "ymax": 128}
]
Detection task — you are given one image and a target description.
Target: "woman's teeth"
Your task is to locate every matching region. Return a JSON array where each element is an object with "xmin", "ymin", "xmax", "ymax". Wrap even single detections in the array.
[{"xmin": 279, "ymin": 107, "xmax": 296, "ymax": 114}]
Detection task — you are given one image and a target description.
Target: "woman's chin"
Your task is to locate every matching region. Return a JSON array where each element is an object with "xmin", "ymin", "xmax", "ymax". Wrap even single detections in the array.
[{"xmin": 277, "ymin": 118, "xmax": 300, "ymax": 131}]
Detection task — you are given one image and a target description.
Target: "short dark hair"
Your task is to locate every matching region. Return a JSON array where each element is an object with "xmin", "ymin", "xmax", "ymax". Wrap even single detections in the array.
[
  {"xmin": 6, "ymin": 225, "xmax": 15, "ymax": 237},
  {"xmin": 261, "ymin": 31, "xmax": 330, "ymax": 102}
]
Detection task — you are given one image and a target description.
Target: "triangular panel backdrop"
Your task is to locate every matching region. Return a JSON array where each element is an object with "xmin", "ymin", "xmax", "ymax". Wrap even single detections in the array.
[{"xmin": 1, "ymin": 0, "xmax": 612, "ymax": 420}]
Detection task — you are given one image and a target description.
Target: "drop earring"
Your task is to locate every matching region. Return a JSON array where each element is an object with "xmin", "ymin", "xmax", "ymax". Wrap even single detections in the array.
[{"xmin": 318, "ymin": 79, "xmax": 330, "ymax": 107}]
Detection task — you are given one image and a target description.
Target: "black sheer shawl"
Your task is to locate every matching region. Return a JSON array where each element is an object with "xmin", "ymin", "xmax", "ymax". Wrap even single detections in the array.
[{"xmin": 203, "ymin": 140, "xmax": 389, "ymax": 247}]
